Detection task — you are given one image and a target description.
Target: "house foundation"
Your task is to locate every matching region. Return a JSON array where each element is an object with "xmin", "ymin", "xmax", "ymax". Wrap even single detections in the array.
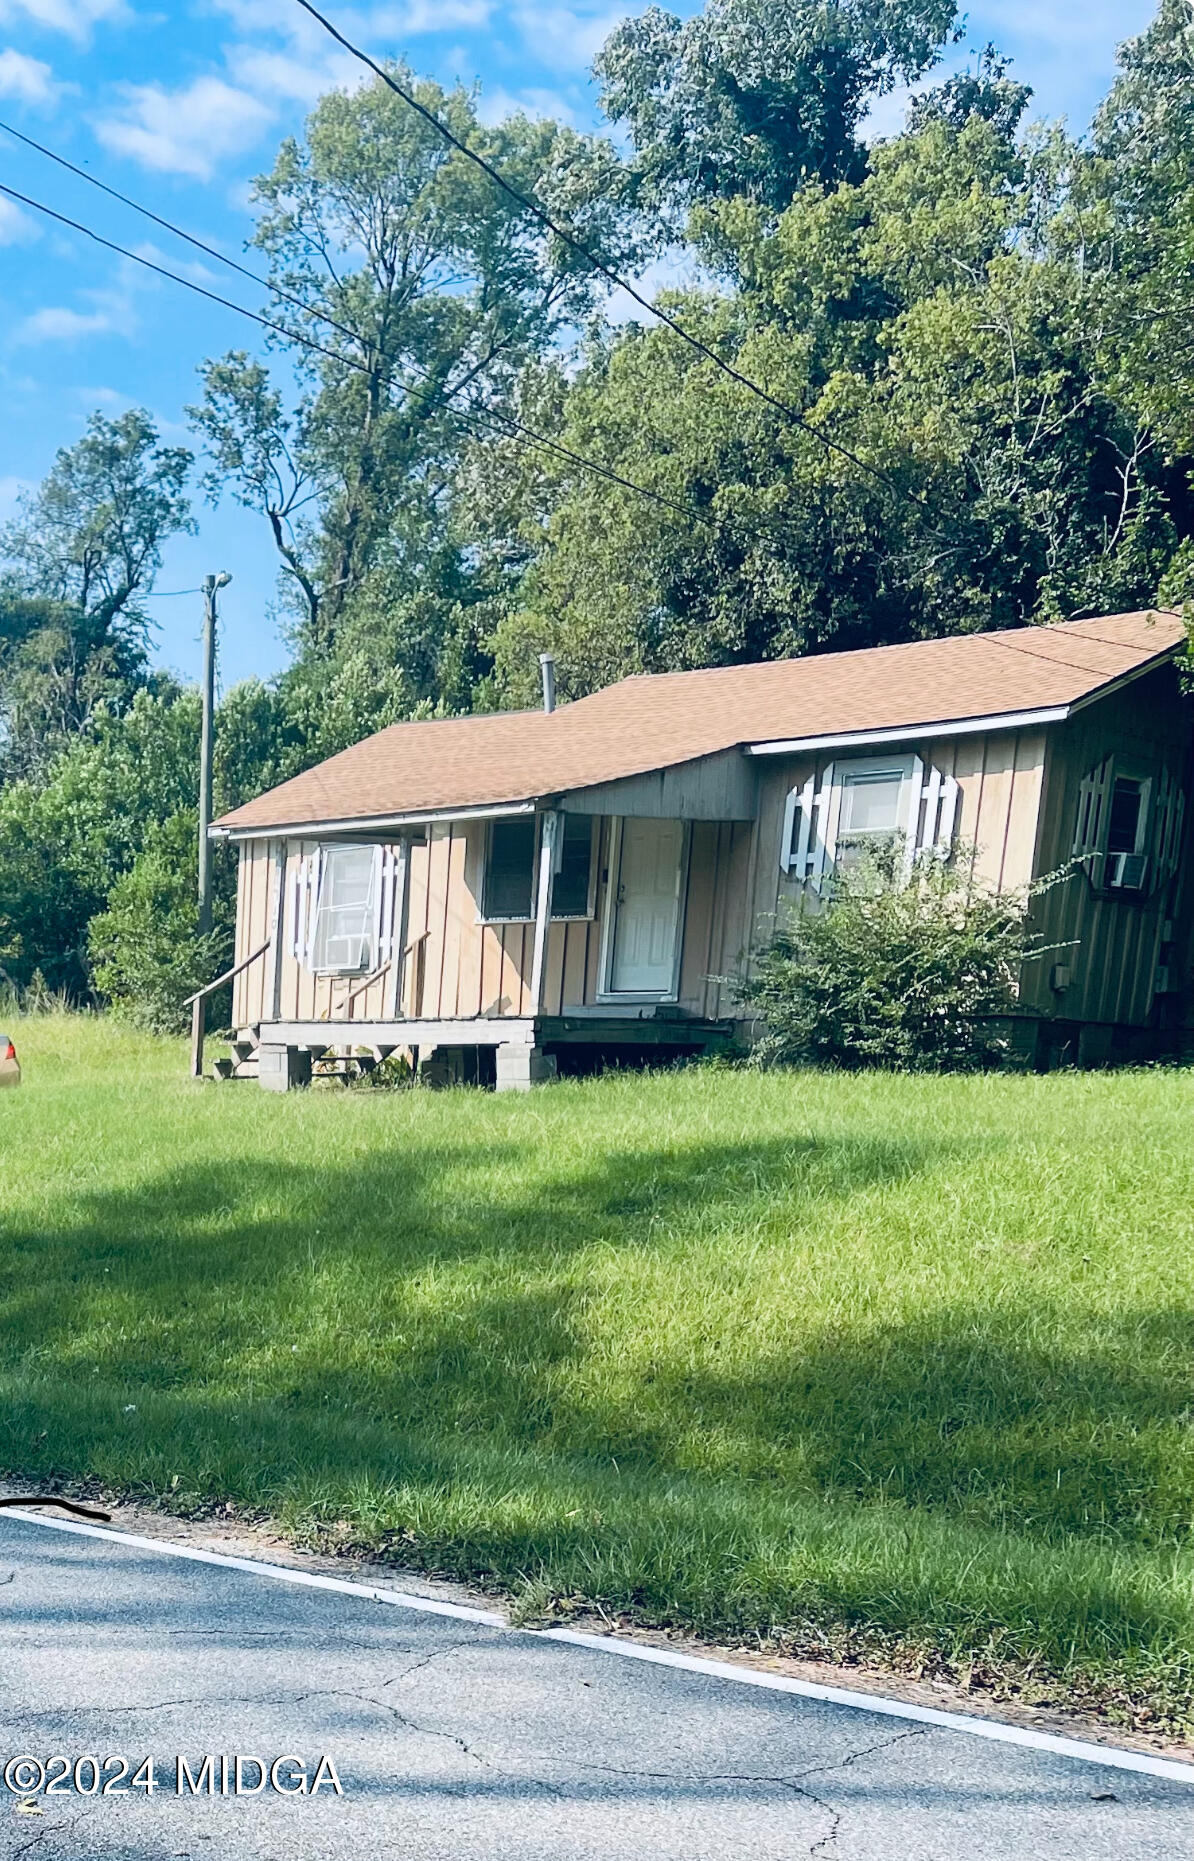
[
  {"xmin": 257, "ymin": 1043, "xmax": 313, "ymax": 1093},
  {"xmin": 494, "ymin": 1045, "xmax": 558, "ymax": 1091}
]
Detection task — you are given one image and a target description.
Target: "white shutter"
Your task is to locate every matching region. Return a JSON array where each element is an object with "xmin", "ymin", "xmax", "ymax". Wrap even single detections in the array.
[
  {"xmin": 377, "ymin": 846, "xmax": 396, "ymax": 961},
  {"xmin": 1073, "ymin": 757, "xmax": 1112, "ymax": 870},
  {"xmin": 807, "ymin": 763, "xmax": 837, "ymax": 891},
  {"xmin": 290, "ymin": 854, "xmax": 304, "ymax": 959},
  {"xmin": 304, "ymin": 848, "xmax": 324, "ymax": 969},
  {"xmin": 1153, "ymin": 767, "xmax": 1186, "ymax": 883},
  {"xmin": 901, "ymin": 755, "xmax": 925, "ymax": 877},
  {"xmin": 370, "ymin": 845, "xmax": 385, "ymax": 963},
  {"xmin": 935, "ymin": 775, "xmax": 960, "ymax": 851},
  {"xmin": 913, "ymin": 765, "xmax": 959, "ymax": 858},
  {"xmin": 780, "ymin": 774, "xmax": 814, "ymax": 875}
]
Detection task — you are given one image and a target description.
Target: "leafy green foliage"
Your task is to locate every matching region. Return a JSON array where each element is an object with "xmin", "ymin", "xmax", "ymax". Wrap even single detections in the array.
[
  {"xmin": 481, "ymin": 100, "xmax": 1185, "ymax": 700},
  {"xmin": 7, "ymin": 3, "xmax": 1194, "ymax": 1028},
  {"xmin": 190, "ymin": 67, "xmax": 636, "ymax": 667},
  {"xmin": 736, "ymin": 852, "xmax": 1044, "ymax": 1070},
  {"xmin": 595, "ymin": 0, "xmax": 960, "ymax": 212},
  {"xmin": 0, "ymin": 411, "xmax": 192, "ymax": 775},
  {"xmin": 0, "ymin": 690, "xmax": 202, "ymax": 998},
  {"xmin": 89, "ymin": 812, "xmax": 233, "ymax": 1034}
]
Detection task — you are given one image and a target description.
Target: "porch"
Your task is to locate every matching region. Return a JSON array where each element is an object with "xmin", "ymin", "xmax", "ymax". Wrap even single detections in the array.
[{"xmin": 217, "ymin": 793, "xmax": 756, "ymax": 1089}]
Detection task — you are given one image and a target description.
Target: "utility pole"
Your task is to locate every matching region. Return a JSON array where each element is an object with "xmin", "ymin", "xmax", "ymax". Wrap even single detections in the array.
[{"xmin": 198, "ymin": 572, "xmax": 231, "ymax": 936}]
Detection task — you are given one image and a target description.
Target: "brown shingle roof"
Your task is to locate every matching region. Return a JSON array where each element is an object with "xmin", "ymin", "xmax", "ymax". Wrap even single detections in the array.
[{"xmin": 216, "ymin": 610, "xmax": 1184, "ymax": 832}]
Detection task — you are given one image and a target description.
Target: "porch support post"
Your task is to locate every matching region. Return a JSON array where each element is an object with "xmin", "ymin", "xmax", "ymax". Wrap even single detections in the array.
[
  {"xmin": 530, "ymin": 808, "xmax": 559, "ymax": 1011},
  {"xmin": 264, "ymin": 840, "xmax": 286, "ymax": 1022},
  {"xmin": 387, "ymin": 834, "xmax": 412, "ymax": 1019}
]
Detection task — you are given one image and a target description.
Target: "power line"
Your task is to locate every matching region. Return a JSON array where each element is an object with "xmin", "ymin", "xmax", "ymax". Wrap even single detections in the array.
[
  {"xmin": 292, "ymin": 0, "xmax": 934, "ymax": 518},
  {"xmin": 0, "ymin": 116, "xmax": 364, "ymax": 353},
  {"xmin": 0, "ymin": 164, "xmax": 866, "ymax": 554},
  {"xmin": 0, "ymin": 122, "xmax": 716, "ymax": 528},
  {"xmin": 0, "ymin": 178, "xmax": 712, "ymax": 527}
]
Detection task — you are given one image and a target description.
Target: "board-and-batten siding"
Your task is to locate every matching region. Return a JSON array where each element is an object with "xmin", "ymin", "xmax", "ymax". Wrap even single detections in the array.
[
  {"xmin": 1026, "ymin": 665, "xmax": 1192, "ymax": 1029},
  {"xmin": 230, "ymin": 813, "xmax": 756, "ymax": 1031},
  {"xmin": 229, "ymin": 731, "xmax": 1048, "ymax": 1034},
  {"xmin": 744, "ymin": 728, "xmax": 1047, "ymax": 957}
]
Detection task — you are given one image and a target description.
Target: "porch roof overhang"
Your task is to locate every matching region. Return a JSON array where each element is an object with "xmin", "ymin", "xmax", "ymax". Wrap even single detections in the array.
[{"xmin": 209, "ymin": 799, "xmax": 537, "ymax": 844}]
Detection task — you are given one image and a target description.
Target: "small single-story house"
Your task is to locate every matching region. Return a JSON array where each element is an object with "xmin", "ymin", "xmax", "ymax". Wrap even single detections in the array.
[{"xmin": 212, "ymin": 608, "xmax": 1192, "ymax": 1087}]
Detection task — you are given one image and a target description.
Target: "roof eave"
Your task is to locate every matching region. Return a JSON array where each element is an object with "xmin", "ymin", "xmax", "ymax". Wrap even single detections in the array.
[
  {"xmin": 210, "ymin": 797, "xmax": 538, "ymax": 842},
  {"xmin": 745, "ymin": 705, "xmax": 1072, "ymax": 757},
  {"xmin": 747, "ymin": 644, "xmax": 1181, "ymax": 757}
]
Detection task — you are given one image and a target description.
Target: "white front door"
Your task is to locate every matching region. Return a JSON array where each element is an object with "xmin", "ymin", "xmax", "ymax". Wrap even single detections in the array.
[{"xmin": 608, "ymin": 818, "xmax": 686, "ymax": 995}]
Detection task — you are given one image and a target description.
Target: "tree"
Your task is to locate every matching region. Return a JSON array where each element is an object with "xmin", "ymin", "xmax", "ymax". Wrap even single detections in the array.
[
  {"xmin": 0, "ymin": 688, "xmax": 202, "ymax": 997},
  {"xmin": 190, "ymin": 69, "xmax": 636, "ymax": 676},
  {"xmin": 0, "ymin": 410, "xmax": 193, "ymax": 772},
  {"xmin": 89, "ymin": 810, "xmax": 231, "ymax": 1034},
  {"xmin": 479, "ymin": 106, "xmax": 1185, "ymax": 703},
  {"xmin": 595, "ymin": 0, "xmax": 960, "ymax": 218},
  {"xmin": 1087, "ymin": 1, "xmax": 1194, "ymax": 457},
  {"xmin": 906, "ymin": 43, "xmax": 1031, "ymax": 140}
]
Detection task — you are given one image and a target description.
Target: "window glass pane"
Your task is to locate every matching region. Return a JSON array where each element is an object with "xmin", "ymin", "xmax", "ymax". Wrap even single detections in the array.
[
  {"xmin": 486, "ymin": 817, "xmax": 535, "ymax": 919},
  {"xmin": 841, "ymin": 772, "xmax": 904, "ymax": 834},
  {"xmin": 1107, "ymin": 779, "xmax": 1144, "ymax": 855},
  {"xmin": 312, "ymin": 846, "xmax": 376, "ymax": 972},
  {"xmin": 553, "ymin": 816, "xmax": 593, "ymax": 917}
]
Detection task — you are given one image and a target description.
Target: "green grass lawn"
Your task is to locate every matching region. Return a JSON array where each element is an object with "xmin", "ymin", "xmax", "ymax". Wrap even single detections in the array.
[{"xmin": 3, "ymin": 1015, "xmax": 1194, "ymax": 1730}]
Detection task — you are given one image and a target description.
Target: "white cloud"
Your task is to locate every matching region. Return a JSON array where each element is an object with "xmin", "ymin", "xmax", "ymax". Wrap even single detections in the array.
[
  {"xmin": 0, "ymin": 0, "xmax": 127, "ymax": 41},
  {"xmin": 14, "ymin": 259, "xmax": 140, "ymax": 343},
  {"xmin": 215, "ymin": 0, "xmax": 491, "ymax": 33},
  {"xmin": 17, "ymin": 298, "xmax": 128, "ymax": 342},
  {"xmin": 95, "ymin": 75, "xmax": 273, "ymax": 179},
  {"xmin": 0, "ymin": 47, "xmax": 58, "ymax": 102},
  {"xmin": 131, "ymin": 238, "xmax": 221, "ymax": 288},
  {"xmin": 512, "ymin": 3, "xmax": 622, "ymax": 72},
  {"xmin": 226, "ymin": 41, "xmax": 361, "ymax": 105},
  {"xmin": 476, "ymin": 82, "xmax": 581, "ymax": 127},
  {"xmin": 0, "ymin": 192, "xmax": 37, "ymax": 243},
  {"xmin": 73, "ymin": 383, "xmax": 131, "ymax": 408}
]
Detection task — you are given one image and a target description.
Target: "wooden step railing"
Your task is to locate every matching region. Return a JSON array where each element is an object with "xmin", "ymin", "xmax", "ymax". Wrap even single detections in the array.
[{"xmin": 184, "ymin": 941, "xmax": 271, "ymax": 1079}]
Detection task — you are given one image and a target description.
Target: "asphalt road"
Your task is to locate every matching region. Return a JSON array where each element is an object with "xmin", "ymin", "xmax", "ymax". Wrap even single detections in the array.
[{"xmin": 0, "ymin": 1512, "xmax": 1191, "ymax": 1860}]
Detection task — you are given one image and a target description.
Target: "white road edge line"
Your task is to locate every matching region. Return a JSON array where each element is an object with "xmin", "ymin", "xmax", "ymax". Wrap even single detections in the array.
[{"xmin": 6, "ymin": 1508, "xmax": 1194, "ymax": 1787}]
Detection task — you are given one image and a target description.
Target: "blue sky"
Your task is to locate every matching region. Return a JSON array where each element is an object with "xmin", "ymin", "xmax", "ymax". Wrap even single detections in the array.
[{"xmin": 0, "ymin": 0, "xmax": 1160, "ymax": 690}]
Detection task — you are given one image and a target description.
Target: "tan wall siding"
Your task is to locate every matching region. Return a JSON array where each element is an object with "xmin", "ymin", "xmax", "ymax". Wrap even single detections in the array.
[
  {"xmin": 232, "ymin": 838, "xmax": 276, "ymax": 1030},
  {"xmin": 728, "ymin": 730, "xmax": 1047, "ymax": 1021}
]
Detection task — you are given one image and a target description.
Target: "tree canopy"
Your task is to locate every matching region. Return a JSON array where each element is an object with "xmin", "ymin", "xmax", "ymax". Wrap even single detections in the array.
[{"xmin": 4, "ymin": 1, "xmax": 1194, "ymax": 1021}]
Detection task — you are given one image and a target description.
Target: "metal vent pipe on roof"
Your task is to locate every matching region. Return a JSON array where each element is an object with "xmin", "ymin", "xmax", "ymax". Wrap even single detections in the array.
[{"xmin": 539, "ymin": 652, "xmax": 556, "ymax": 713}]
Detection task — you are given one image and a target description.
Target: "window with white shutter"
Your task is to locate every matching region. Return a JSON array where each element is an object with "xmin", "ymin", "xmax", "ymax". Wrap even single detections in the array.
[
  {"xmin": 1072, "ymin": 758, "xmax": 1182, "ymax": 898},
  {"xmin": 310, "ymin": 845, "xmax": 379, "ymax": 973},
  {"xmin": 780, "ymin": 756, "xmax": 957, "ymax": 888}
]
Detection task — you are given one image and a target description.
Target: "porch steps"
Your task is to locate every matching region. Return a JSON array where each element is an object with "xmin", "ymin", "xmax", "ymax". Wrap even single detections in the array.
[
  {"xmin": 211, "ymin": 1034, "xmax": 261, "ymax": 1083},
  {"xmin": 211, "ymin": 1033, "xmax": 387, "ymax": 1085}
]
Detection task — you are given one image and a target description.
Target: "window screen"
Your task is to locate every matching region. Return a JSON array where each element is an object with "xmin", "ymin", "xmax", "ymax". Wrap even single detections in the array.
[
  {"xmin": 311, "ymin": 845, "xmax": 377, "ymax": 973},
  {"xmin": 485, "ymin": 817, "xmax": 536, "ymax": 919},
  {"xmin": 553, "ymin": 815, "xmax": 594, "ymax": 918},
  {"xmin": 840, "ymin": 770, "xmax": 904, "ymax": 834},
  {"xmin": 835, "ymin": 767, "xmax": 907, "ymax": 872},
  {"xmin": 1107, "ymin": 778, "xmax": 1145, "ymax": 856}
]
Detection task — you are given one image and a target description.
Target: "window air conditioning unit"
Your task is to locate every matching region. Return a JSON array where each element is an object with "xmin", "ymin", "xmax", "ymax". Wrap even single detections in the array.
[{"xmin": 1106, "ymin": 851, "xmax": 1149, "ymax": 891}]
